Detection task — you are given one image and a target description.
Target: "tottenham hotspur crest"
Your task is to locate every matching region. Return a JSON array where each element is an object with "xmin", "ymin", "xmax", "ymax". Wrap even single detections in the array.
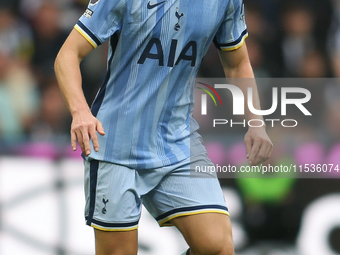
[
  {"xmin": 174, "ymin": 8, "xmax": 184, "ymax": 31},
  {"xmin": 102, "ymin": 197, "xmax": 109, "ymax": 214}
]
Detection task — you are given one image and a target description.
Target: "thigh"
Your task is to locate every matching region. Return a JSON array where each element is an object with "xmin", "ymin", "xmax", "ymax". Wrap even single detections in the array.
[
  {"xmin": 172, "ymin": 213, "xmax": 234, "ymax": 255},
  {"xmin": 94, "ymin": 229, "xmax": 138, "ymax": 255},
  {"xmin": 84, "ymin": 160, "xmax": 166, "ymax": 254}
]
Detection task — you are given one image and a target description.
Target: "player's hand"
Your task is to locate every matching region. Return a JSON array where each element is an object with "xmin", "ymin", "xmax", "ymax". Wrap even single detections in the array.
[
  {"xmin": 244, "ymin": 126, "xmax": 273, "ymax": 166},
  {"xmin": 70, "ymin": 109, "xmax": 105, "ymax": 156}
]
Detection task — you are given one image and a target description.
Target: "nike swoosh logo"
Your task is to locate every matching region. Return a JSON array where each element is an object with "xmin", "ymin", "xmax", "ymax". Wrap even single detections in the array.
[{"xmin": 147, "ymin": 1, "xmax": 166, "ymax": 9}]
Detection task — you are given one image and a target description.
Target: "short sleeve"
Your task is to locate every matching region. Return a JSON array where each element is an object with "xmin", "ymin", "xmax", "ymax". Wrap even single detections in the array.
[
  {"xmin": 213, "ymin": 0, "xmax": 248, "ymax": 51},
  {"xmin": 74, "ymin": 0, "xmax": 125, "ymax": 48}
]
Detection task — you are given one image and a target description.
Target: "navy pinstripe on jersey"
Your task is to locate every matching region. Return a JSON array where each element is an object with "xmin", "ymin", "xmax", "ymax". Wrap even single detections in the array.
[{"xmin": 75, "ymin": 0, "xmax": 247, "ymax": 169}]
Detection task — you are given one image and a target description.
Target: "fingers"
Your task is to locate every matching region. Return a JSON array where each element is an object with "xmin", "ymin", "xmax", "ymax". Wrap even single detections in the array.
[
  {"xmin": 252, "ymin": 142, "xmax": 270, "ymax": 165},
  {"xmin": 81, "ymin": 125, "xmax": 91, "ymax": 156},
  {"xmin": 247, "ymin": 138, "xmax": 261, "ymax": 166},
  {"xmin": 268, "ymin": 144, "xmax": 274, "ymax": 159},
  {"xmin": 90, "ymin": 120, "xmax": 105, "ymax": 152},
  {"xmin": 71, "ymin": 130, "xmax": 77, "ymax": 151},
  {"xmin": 244, "ymin": 128, "xmax": 273, "ymax": 166},
  {"xmin": 96, "ymin": 121, "xmax": 105, "ymax": 136},
  {"xmin": 244, "ymin": 136, "xmax": 252, "ymax": 160},
  {"xmin": 74, "ymin": 128, "xmax": 85, "ymax": 154},
  {"xmin": 71, "ymin": 118, "xmax": 105, "ymax": 156},
  {"xmin": 89, "ymin": 124, "xmax": 99, "ymax": 152},
  {"xmin": 71, "ymin": 124, "xmax": 91, "ymax": 156},
  {"xmin": 249, "ymin": 140, "xmax": 273, "ymax": 166}
]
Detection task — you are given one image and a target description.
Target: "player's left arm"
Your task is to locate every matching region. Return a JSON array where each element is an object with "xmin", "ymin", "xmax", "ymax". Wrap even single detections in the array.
[{"xmin": 218, "ymin": 43, "xmax": 273, "ymax": 166}]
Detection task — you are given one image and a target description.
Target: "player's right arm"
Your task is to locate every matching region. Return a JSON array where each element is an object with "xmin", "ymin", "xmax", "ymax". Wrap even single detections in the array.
[{"xmin": 54, "ymin": 29, "xmax": 105, "ymax": 156}]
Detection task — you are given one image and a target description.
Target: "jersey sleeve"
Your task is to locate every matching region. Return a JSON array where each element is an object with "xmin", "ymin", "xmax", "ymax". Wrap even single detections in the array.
[
  {"xmin": 213, "ymin": 0, "xmax": 248, "ymax": 51},
  {"xmin": 74, "ymin": 0, "xmax": 124, "ymax": 48}
]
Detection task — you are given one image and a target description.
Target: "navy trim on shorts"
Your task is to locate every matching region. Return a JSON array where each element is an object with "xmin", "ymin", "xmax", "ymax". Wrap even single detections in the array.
[
  {"xmin": 155, "ymin": 205, "xmax": 229, "ymax": 221},
  {"xmin": 85, "ymin": 217, "xmax": 139, "ymax": 228},
  {"xmin": 86, "ymin": 160, "xmax": 99, "ymax": 226}
]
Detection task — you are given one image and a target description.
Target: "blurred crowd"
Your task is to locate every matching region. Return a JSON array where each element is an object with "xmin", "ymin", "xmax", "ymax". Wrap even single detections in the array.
[
  {"xmin": 0, "ymin": 0, "xmax": 339, "ymax": 147},
  {"xmin": 0, "ymin": 0, "xmax": 107, "ymax": 148}
]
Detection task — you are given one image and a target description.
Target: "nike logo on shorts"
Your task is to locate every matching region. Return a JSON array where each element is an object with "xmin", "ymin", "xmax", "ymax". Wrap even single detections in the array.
[{"xmin": 147, "ymin": 1, "xmax": 166, "ymax": 9}]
